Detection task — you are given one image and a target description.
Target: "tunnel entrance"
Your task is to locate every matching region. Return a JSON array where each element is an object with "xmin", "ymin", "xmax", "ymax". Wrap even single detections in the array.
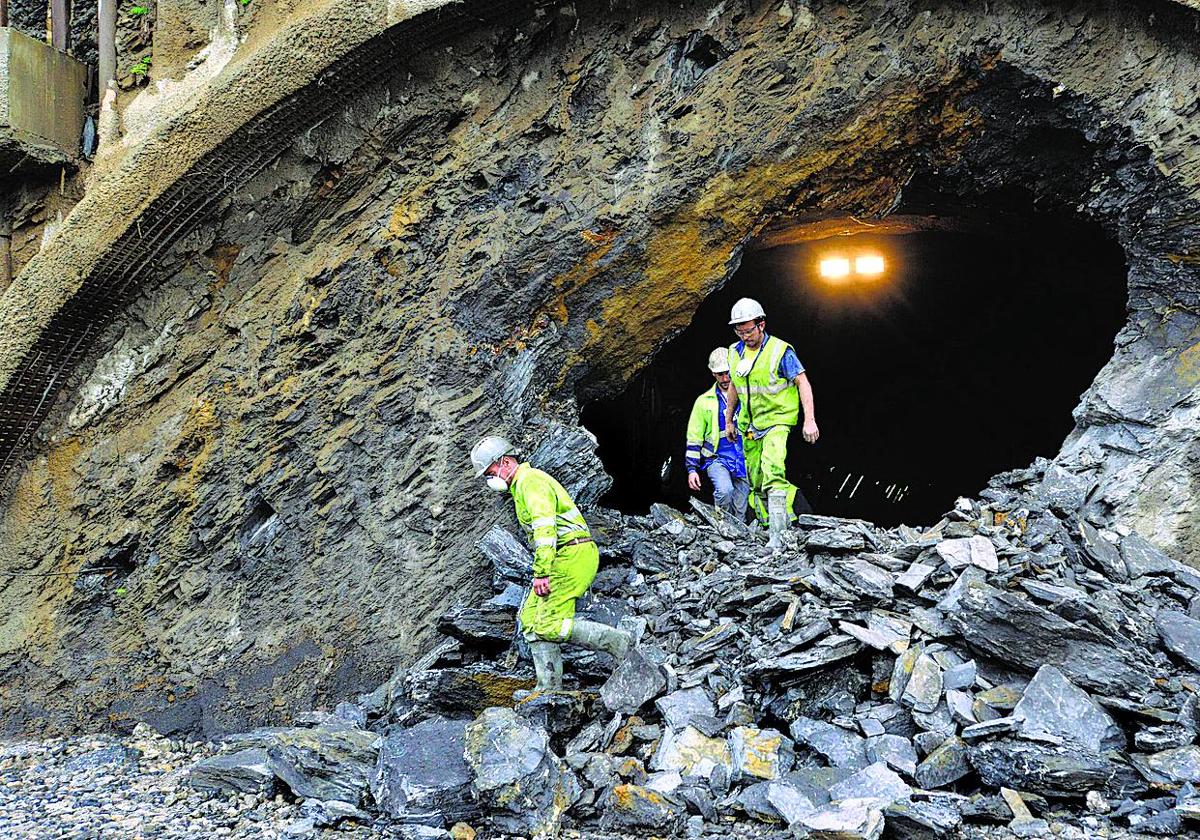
[{"xmin": 583, "ymin": 201, "xmax": 1128, "ymax": 526}]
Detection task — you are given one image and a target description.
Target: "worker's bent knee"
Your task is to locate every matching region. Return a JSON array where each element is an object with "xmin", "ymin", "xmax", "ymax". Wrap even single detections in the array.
[{"xmin": 523, "ymin": 616, "xmax": 575, "ymax": 643}]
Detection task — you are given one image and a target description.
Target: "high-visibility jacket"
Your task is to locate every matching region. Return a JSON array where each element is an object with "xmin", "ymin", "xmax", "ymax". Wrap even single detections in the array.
[
  {"xmin": 685, "ymin": 385, "xmax": 724, "ymax": 469},
  {"xmin": 728, "ymin": 335, "xmax": 800, "ymax": 432},
  {"xmin": 509, "ymin": 463, "xmax": 591, "ymax": 578}
]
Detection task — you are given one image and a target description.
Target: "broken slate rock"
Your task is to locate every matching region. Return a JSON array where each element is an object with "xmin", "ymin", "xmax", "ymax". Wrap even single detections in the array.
[
  {"xmin": 765, "ymin": 780, "xmax": 820, "ymax": 825},
  {"xmin": 464, "ymin": 708, "xmax": 579, "ymax": 838},
  {"xmin": 1156, "ymin": 610, "xmax": 1200, "ymax": 673},
  {"xmin": 729, "ymin": 726, "xmax": 794, "ymax": 781},
  {"xmin": 477, "ymin": 525, "xmax": 533, "ymax": 589},
  {"xmin": 936, "ymin": 536, "xmax": 998, "ymax": 573},
  {"xmin": 914, "ymin": 737, "xmax": 971, "ymax": 789},
  {"xmin": 866, "ymin": 734, "xmax": 918, "ymax": 777},
  {"xmin": 1131, "ymin": 746, "xmax": 1200, "ymax": 786},
  {"xmin": 884, "ymin": 795, "xmax": 963, "ymax": 837},
  {"xmin": 806, "ymin": 528, "xmax": 866, "ymax": 551},
  {"xmin": 948, "ymin": 580, "xmax": 1151, "ymax": 695},
  {"xmin": 371, "ymin": 716, "xmax": 476, "ymax": 826},
  {"xmin": 651, "ymin": 725, "xmax": 731, "ymax": 778},
  {"xmin": 896, "ymin": 562, "xmax": 937, "ymax": 593},
  {"xmin": 655, "ymin": 687, "xmax": 715, "ymax": 731},
  {"xmin": 600, "ymin": 784, "xmax": 685, "ymax": 833},
  {"xmin": 188, "ymin": 748, "xmax": 276, "ymax": 796},
  {"xmin": 1079, "ymin": 521, "xmax": 1127, "ymax": 581},
  {"xmin": 969, "ymin": 738, "xmax": 1148, "ymax": 799},
  {"xmin": 901, "ymin": 653, "xmax": 943, "ymax": 714},
  {"xmin": 601, "ymin": 650, "xmax": 666, "ymax": 714},
  {"xmin": 828, "ymin": 761, "xmax": 912, "ymax": 808},
  {"xmin": 264, "ymin": 725, "xmax": 381, "ymax": 806},
  {"xmin": 1122, "ymin": 532, "xmax": 1175, "ymax": 578},
  {"xmin": 1012, "ymin": 665, "xmax": 1124, "ymax": 752},
  {"xmin": 789, "ymin": 717, "xmax": 869, "ymax": 770},
  {"xmin": 793, "ymin": 797, "xmax": 885, "ymax": 840}
]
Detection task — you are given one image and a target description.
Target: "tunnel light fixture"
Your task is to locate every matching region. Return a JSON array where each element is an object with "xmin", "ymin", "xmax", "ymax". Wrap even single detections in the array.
[
  {"xmin": 819, "ymin": 256, "xmax": 851, "ymax": 280},
  {"xmin": 855, "ymin": 254, "xmax": 885, "ymax": 275}
]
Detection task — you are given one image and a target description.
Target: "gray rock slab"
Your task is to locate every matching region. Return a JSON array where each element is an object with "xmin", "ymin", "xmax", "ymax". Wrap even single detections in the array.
[
  {"xmin": 1131, "ymin": 746, "xmax": 1200, "ymax": 785},
  {"xmin": 969, "ymin": 738, "xmax": 1148, "ymax": 799},
  {"xmin": 477, "ymin": 525, "xmax": 533, "ymax": 589},
  {"xmin": 915, "ymin": 737, "xmax": 971, "ymax": 789},
  {"xmin": 749, "ymin": 634, "xmax": 861, "ymax": 676},
  {"xmin": 188, "ymin": 748, "xmax": 276, "ymax": 795},
  {"xmin": 884, "ymin": 796, "xmax": 963, "ymax": 837},
  {"xmin": 806, "ymin": 528, "xmax": 867, "ymax": 551},
  {"xmin": 1156, "ymin": 609, "xmax": 1200, "ymax": 672},
  {"xmin": 264, "ymin": 725, "xmax": 381, "ymax": 806},
  {"xmin": 947, "ymin": 580, "xmax": 1151, "ymax": 695},
  {"xmin": 943, "ymin": 660, "xmax": 977, "ymax": 691},
  {"xmin": 962, "ymin": 717, "xmax": 1017, "ymax": 742},
  {"xmin": 766, "ymin": 779, "xmax": 820, "ymax": 825},
  {"xmin": 599, "ymin": 783, "xmax": 686, "ymax": 833},
  {"xmin": 729, "ymin": 726, "xmax": 794, "ymax": 782},
  {"xmin": 901, "ymin": 654, "xmax": 943, "ymax": 714},
  {"xmin": 464, "ymin": 707, "xmax": 579, "ymax": 838},
  {"xmin": 936, "ymin": 536, "xmax": 998, "ymax": 573},
  {"xmin": 651, "ymin": 725, "xmax": 731, "ymax": 777},
  {"xmin": 1122, "ymin": 532, "xmax": 1175, "ymax": 578},
  {"xmin": 1012, "ymin": 664, "xmax": 1124, "ymax": 752},
  {"xmin": 1079, "ymin": 521, "xmax": 1127, "ymax": 581},
  {"xmin": 655, "ymin": 687, "xmax": 715, "ymax": 731},
  {"xmin": 828, "ymin": 761, "xmax": 912, "ymax": 808},
  {"xmin": 789, "ymin": 717, "xmax": 869, "ymax": 770},
  {"xmin": 866, "ymin": 734, "xmax": 918, "ymax": 777},
  {"xmin": 896, "ymin": 562, "xmax": 937, "ymax": 593},
  {"xmin": 792, "ymin": 797, "xmax": 885, "ymax": 839},
  {"xmin": 601, "ymin": 649, "xmax": 666, "ymax": 714},
  {"xmin": 371, "ymin": 716, "xmax": 476, "ymax": 826}
]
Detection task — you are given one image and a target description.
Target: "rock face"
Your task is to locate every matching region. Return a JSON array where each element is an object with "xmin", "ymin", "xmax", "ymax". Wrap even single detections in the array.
[{"xmin": 2, "ymin": 0, "xmax": 1200, "ymax": 740}]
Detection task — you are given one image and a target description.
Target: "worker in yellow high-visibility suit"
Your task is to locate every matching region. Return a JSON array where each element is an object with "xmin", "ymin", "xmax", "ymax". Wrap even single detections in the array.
[
  {"xmin": 724, "ymin": 298, "xmax": 819, "ymax": 550},
  {"xmin": 471, "ymin": 435, "xmax": 633, "ymax": 693}
]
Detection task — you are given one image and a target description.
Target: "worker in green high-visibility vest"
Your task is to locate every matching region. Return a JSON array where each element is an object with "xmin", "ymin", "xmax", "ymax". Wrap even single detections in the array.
[{"xmin": 723, "ymin": 297, "xmax": 819, "ymax": 549}]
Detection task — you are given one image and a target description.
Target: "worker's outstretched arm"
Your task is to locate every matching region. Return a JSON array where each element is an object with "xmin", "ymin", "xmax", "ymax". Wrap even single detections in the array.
[
  {"xmin": 795, "ymin": 372, "xmax": 819, "ymax": 443},
  {"xmin": 724, "ymin": 386, "xmax": 739, "ymax": 441},
  {"xmin": 522, "ymin": 473, "xmax": 558, "ymax": 595}
]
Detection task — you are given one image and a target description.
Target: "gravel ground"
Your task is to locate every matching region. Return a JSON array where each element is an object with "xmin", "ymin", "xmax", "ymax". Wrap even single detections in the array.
[
  {"xmin": 4, "ymin": 727, "xmax": 1199, "ymax": 840},
  {"xmin": 0, "ymin": 728, "xmax": 395, "ymax": 840}
]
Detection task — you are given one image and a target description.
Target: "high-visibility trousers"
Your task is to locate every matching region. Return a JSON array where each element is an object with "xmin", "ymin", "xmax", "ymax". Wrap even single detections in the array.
[
  {"xmin": 519, "ymin": 540, "xmax": 599, "ymax": 642},
  {"xmin": 744, "ymin": 425, "xmax": 800, "ymax": 526}
]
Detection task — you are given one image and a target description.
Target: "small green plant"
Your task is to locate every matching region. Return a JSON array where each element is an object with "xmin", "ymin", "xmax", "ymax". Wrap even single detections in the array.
[
  {"xmin": 128, "ymin": 55, "xmax": 152, "ymax": 76},
  {"xmin": 238, "ymin": 0, "xmax": 251, "ymax": 6},
  {"xmin": 127, "ymin": 5, "xmax": 149, "ymax": 15}
]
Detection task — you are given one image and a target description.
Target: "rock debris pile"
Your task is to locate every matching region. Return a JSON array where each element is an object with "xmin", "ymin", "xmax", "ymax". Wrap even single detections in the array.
[{"xmin": 183, "ymin": 461, "xmax": 1200, "ymax": 839}]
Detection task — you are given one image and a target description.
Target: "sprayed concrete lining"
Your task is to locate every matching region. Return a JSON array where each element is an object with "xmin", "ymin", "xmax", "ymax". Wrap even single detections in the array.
[{"xmin": 0, "ymin": 0, "xmax": 533, "ymax": 479}]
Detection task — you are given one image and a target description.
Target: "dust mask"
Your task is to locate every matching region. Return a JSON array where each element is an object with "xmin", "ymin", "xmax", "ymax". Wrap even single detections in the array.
[
  {"xmin": 486, "ymin": 476, "xmax": 510, "ymax": 492},
  {"xmin": 735, "ymin": 358, "xmax": 754, "ymax": 377}
]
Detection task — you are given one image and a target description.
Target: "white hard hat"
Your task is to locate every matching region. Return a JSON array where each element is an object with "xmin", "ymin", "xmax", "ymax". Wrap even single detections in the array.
[
  {"xmin": 471, "ymin": 435, "xmax": 516, "ymax": 477},
  {"xmin": 707, "ymin": 347, "xmax": 730, "ymax": 373},
  {"xmin": 729, "ymin": 297, "xmax": 766, "ymax": 325}
]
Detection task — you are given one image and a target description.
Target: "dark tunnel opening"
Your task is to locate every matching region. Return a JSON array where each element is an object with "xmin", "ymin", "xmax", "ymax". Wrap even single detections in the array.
[{"xmin": 583, "ymin": 199, "xmax": 1129, "ymax": 527}]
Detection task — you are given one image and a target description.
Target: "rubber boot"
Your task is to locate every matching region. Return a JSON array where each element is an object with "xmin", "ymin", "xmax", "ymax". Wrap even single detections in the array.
[
  {"xmin": 527, "ymin": 640, "xmax": 563, "ymax": 694},
  {"xmin": 570, "ymin": 619, "xmax": 633, "ymax": 661},
  {"xmin": 767, "ymin": 489, "xmax": 788, "ymax": 551}
]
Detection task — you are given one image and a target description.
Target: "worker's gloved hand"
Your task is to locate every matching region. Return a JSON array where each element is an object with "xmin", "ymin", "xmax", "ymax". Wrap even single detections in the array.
[
  {"xmin": 533, "ymin": 577, "xmax": 551, "ymax": 597},
  {"xmin": 687, "ymin": 471, "xmax": 702, "ymax": 492},
  {"xmin": 803, "ymin": 419, "xmax": 820, "ymax": 444}
]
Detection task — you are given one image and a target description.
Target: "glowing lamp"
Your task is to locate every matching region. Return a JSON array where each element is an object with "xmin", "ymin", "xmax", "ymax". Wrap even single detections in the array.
[
  {"xmin": 855, "ymin": 254, "xmax": 885, "ymax": 275},
  {"xmin": 819, "ymin": 257, "xmax": 851, "ymax": 279}
]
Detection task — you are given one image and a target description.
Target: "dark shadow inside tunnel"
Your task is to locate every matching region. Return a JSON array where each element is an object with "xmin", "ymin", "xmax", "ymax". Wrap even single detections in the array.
[{"xmin": 582, "ymin": 199, "xmax": 1129, "ymax": 527}]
